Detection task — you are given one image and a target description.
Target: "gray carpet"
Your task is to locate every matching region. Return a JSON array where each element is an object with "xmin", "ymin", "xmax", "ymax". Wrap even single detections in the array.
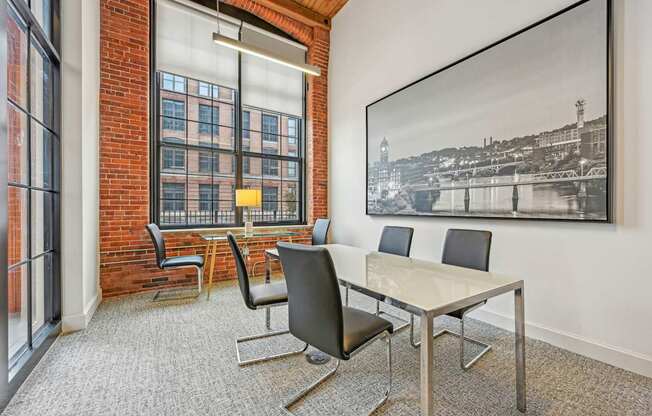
[{"xmin": 3, "ymin": 279, "xmax": 651, "ymax": 416}]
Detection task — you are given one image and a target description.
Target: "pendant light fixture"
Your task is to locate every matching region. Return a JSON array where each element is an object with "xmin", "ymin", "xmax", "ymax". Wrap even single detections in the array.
[{"xmin": 213, "ymin": 0, "xmax": 321, "ymax": 77}]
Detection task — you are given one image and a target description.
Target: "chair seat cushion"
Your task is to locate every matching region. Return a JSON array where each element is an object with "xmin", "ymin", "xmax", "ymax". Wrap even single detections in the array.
[
  {"xmin": 342, "ymin": 306, "xmax": 393, "ymax": 355},
  {"xmin": 161, "ymin": 255, "xmax": 204, "ymax": 269},
  {"xmin": 446, "ymin": 300, "xmax": 487, "ymax": 320},
  {"xmin": 265, "ymin": 248, "xmax": 280, "ymax": 259},
  {"xmin": 249, "ymin": 282, "xmax": 288, "ymax": 307}
]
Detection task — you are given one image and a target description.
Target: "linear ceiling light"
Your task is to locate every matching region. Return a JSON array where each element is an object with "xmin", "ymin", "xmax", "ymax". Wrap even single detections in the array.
[
  {"xmin": 213, "ymin": 33, "xmax": 321, "ymax": 76},
  {"xmin": 213, "ymin": 1, "xmax": 321, "ymax": 77}
]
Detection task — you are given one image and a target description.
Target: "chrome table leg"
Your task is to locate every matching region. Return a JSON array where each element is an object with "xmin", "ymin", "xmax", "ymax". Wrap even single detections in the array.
[
  {"xmin": 515, "ymin": 286, "xmax": 526, "ymax": 413},
  {"xmin": 420, "ymin": 311, "xmax": 434, "ymax": 416}
]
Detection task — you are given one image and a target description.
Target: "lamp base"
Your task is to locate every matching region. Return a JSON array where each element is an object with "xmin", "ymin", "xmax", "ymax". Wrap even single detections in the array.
[{"xmin": 244, "ymin": 221, "xmax": 254, "ymax": 238}]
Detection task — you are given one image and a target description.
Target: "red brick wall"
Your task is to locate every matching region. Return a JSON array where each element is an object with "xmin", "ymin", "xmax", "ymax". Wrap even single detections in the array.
[{"xmin": 99, "ymin": 0, "xmax": 329, "ymax": 297}]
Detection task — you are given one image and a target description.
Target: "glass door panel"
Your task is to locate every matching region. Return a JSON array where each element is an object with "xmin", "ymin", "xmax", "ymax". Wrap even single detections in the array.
[{"xmin": 5, "ymin": 0, "xmax": 61, "ymax": 375}]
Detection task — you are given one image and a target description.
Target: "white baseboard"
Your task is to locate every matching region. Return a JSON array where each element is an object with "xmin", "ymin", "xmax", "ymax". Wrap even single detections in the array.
[
  {"xmin": 471, "ymin": 308, "xmax": 652, "ymax": 379},
  {"xmin": 62, "ymin": 290, "xmax": 102, "ymax": 333}
]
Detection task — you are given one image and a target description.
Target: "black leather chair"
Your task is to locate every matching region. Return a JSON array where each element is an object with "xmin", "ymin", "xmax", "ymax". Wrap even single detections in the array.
[
  {"xmin": 410, "ymin": 229, "xmax": 493, "ymax": 370},
  {"xmin": 145, "ymin": 224, "xmax": 204, "ymax": 300},
  {"xmin": 276, "ymin": 242, "xmax": 393, "ymax": 415},
  {"xmin": 310, "ymin": 218, "xmax": 331, "ymax": 245},
  {"xmin": 227, "ymin": 232, "xmax": 308, "ymax": 366},
  {"xmin": 344, "ymin": 226, "xmax": 414, "ymax": 332}
]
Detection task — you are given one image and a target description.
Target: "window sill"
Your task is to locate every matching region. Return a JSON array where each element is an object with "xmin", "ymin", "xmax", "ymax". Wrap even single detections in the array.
[{"xmin": 161, "ymin": 223, "xmax": 310, "ymax": 234}]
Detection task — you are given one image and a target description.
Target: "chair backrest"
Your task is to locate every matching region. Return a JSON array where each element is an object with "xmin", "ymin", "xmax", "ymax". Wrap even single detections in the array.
[
  {"xmin": 276, "ymin": 242, "xmax": 346, "ymax": 360},
  {"xmin": 442, "ymin": 229, "xmax": 492, "ymax": 272},
  {"xmin": 226, "ymin": 232, "xmax": 254, "ymax": 309},
  {"xmin": 145, "ymin": 224, "xmax": 166, "ymax": 268},
  {"xmin": 312, "ymin": 218, "xmax": 331, "ymax": 245},
  {"xmin": 378, "ymin": 226, "xmax": 414, "ymax": 257}
]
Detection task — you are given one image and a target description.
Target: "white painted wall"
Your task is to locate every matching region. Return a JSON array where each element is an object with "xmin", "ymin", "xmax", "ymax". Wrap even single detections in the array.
[
  {"xmin": 329, "ymin": 0, "xmax": 652, "ymax": 377},
  {"xmin": 60, "ymin": 0, "xmax": 101, "ymax": 332}
]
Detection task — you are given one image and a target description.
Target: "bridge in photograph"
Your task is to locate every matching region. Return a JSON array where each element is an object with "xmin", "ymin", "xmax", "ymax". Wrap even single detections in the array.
[
  {"xmin": 410, "ymin": 167, "xmax": 607, "ymax": 213},
  {"xmin": 428, "ymin": 161, "xmax": 524, "ymax": 178}
]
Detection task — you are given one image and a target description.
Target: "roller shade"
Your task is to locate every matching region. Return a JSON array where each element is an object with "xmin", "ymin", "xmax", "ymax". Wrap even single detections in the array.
[
  {"xmin": 240, "ymin": 24, "xmax": 305, "ymax": 116},
  {"xmin": 156, "ymin": 0, "xmax": 239, "ymax": 88}
]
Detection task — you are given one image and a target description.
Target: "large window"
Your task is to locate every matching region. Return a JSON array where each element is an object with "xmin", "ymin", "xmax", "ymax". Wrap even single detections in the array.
[
  {"xmin": 5, "ymin": 0, "xmax": 61, "ymax": 379},
  {"xmin": 154, "ymin": 0, "xmax": 306, "ymax": 229},
  {"xmin": 157, "ymin": 71, "xmax": 237, "ymax": 227}
]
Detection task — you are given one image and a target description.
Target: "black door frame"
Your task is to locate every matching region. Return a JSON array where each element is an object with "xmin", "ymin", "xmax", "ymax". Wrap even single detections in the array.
[{"xmin": 0, "ymin": 0, "xmax": 61, "ymax": 409}]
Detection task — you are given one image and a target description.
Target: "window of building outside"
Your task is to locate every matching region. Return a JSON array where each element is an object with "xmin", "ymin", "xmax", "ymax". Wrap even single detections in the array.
[
  {"xmin": 162, "ymin": 148, "xmax": 185, "ymax": 170},
  {"xmin": 288, "ymin": 118, "xmax": 297, "ymax": 145},
  {"xmin": 162, "ymin": 98, "xmax": 185, "ymax": 131},
  {"xmin": 262, "ymin": 114, "xmax": 278, "ymax": 143},
  {"xmin": 154, "ymin": 2, "xmax": 305, "ymax": 228},
  {"xmin": 263, "ymin": 185, "xmax": 278, "ymax": 212}
]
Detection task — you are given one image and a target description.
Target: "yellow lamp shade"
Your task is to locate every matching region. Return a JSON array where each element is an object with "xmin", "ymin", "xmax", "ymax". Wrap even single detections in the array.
[{"xmin": 235, "ymin": 189, "xmax": 261, "ymax": 208}]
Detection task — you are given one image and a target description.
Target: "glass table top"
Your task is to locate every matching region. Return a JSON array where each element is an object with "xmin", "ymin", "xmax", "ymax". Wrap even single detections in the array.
[{"xmin": 200, "ymin": 230, "xmax": 302, "ymax": 241}]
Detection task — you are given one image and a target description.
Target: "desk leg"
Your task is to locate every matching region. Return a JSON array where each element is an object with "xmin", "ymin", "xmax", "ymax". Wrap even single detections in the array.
[
  {"xmin": 264, "ymin": 253, "xmax": 271, "ymax": 284},
  {"xmin": 202, "ymin": 241, "xmax": 211, "ymax": 292},
  {"xmin": 515, "ymin": 286, "xmax": 526, "ymax": 413},
  {"xmin": 206, "ymin": 241, "xmax": 218, "ymax": 300},
  {"xmin": 265, "ymin": 253, "xmax": 271, "ymax": 330},
  {"xmin": 420, "ymin": 312, "xmax": 434, "ymax": 416}
]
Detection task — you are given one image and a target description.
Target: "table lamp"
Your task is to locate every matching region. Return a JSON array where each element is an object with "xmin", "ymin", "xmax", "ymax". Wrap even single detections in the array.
[{"xmin": 236, "ymin": 189, "xmax": 261, "ymax": 237}]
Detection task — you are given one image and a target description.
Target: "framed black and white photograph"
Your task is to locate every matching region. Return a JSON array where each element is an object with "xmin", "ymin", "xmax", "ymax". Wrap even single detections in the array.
[{"xmin": 366, "ymin": 0, "xmax": 612, "ymax": 222}]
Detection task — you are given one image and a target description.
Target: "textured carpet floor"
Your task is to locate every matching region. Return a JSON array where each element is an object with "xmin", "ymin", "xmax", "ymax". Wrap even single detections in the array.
[{"xmin": 3, "ymin": 279, "xmax": 651, "ymax": 416}]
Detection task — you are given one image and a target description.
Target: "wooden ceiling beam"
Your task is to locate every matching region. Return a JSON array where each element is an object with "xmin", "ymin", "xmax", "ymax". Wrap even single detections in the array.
[{"xmin": 251, "ymin": 0, "xmax": 331, "ymax": 29}]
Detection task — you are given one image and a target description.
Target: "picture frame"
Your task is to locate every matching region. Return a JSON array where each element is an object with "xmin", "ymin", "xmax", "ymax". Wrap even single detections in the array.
[{"xmin": 365, "ymin": 0, "xmax": 613, "ymax": 222}]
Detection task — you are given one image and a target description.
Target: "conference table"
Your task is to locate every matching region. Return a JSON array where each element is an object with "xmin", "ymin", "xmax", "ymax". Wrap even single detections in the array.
[{"xmin": 268, "ymin": 243, "xmax": 526, "ymax": 415}]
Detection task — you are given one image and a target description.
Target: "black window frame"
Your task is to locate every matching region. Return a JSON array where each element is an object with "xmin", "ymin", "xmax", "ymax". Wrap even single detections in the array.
[
  {"xmin": 1, "ymin": 0, "xmax": 62, "ymax": 406},
  {"xmin": 150, "ymin": 5, "xmax": 307, "ymax": 230}
]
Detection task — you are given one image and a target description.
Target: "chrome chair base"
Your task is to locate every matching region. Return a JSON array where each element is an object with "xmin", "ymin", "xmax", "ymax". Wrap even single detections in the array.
[
  {"xmin": 281, "ymin": 333, "xmax": 392, "ymax": 416},
  {"xmin": 152, "ymin": 288, "xmax": 200, "ymax": 302},
  {"xmin": 236, "ymin": 329, "xmax": 309, "ymax": 366},
  {"xmin": 409, "ymin": 315, "xmax": 492, "ymax": 370},
  {"xmin": 152, "ymin": 266, "xmax": 203, "ymax": 302},
  {"xmin": 236, "ymin": 303, "xmax": 309, "ymax": 366}
]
